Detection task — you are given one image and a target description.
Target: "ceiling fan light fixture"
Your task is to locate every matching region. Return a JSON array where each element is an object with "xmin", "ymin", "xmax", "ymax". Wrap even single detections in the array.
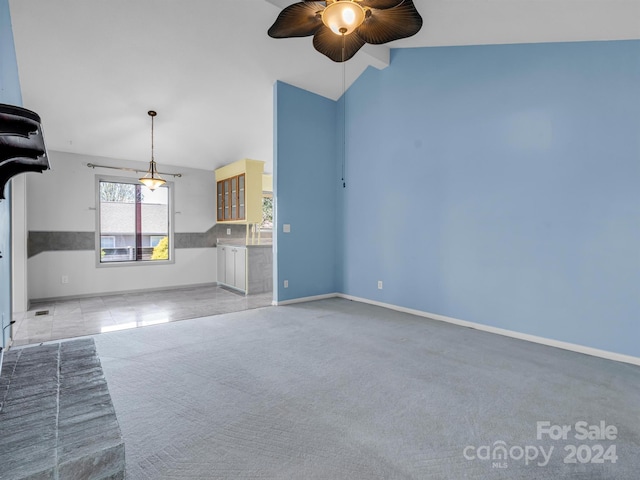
[
  {"xmin": 139, "ymin": 110, "xmax": 166, "ymax": 191},
  {"xmin": 268, "ymin": 0, "xmax": 422, "ymax": 62},
  {"xmin": 322, "ymin": 0, "xmax": 365, "ymax": 36}
]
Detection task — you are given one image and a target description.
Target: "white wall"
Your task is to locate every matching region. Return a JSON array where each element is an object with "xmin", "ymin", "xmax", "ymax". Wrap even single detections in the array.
[
  {"xmin": 27, "ymin": 150, "xmax": 218, "ymax": 300},
  {"xmin": 28, "ymin": 249, "xmax": 217, "ymax": 299},
  {"xmin": 11, "ymin": 175, "xmax": 28, "ymax": 314}
]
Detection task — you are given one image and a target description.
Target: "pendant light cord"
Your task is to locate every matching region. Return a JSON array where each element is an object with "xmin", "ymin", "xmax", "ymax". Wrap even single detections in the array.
[
  {"xmin": 151, "ymin": 114, "xmax": 155, "ymax": 168},
  {"xmin": 341, "ymin": 33, "xmax": 346, "ymax": 189},
  {"xmin": 149, "ymin": 110, "xmax": 157, "ymax": 175}
]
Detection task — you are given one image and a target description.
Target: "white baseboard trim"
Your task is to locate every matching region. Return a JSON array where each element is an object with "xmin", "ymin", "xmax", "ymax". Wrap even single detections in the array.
[
  {"xmin": 337, "ymin": 294, "xmax": 640, "ymax": 367},
  {"xmin": 274, "ymin": 293, "xmax": 340, "ymax": 306}
]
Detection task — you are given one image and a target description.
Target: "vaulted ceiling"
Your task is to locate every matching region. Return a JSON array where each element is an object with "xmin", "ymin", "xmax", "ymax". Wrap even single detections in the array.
[{"xmin": 9, "ymin": 0, "xmax": 640, "ymax": 174}]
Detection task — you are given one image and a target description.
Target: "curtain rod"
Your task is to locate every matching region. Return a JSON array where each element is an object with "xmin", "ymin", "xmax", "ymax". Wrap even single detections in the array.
[{"xmin": 86, "ymin": 162, "xmax": 182, "ymax": 178}]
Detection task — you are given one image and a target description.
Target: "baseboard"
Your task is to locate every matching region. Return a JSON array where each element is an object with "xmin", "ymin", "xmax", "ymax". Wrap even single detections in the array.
[
  {"xmin": 274, "ymin": 292, "xmax": 339, "ymax": 306},
  {"xmin": 337, "ymin": 294, "xmax": 640, "ymax": 367},
  {"xmin": 30, "ymin": 282, "xmax": 219, "ymax": 304}
]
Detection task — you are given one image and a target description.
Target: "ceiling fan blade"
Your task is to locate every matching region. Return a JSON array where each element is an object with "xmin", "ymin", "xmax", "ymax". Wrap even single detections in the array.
[
  {"xmin": 313, "ymin": 26, "xmax": 366, "ymax": 62},
  {"xmin": 356, "ymin": 0, "xmax": 423, "ymax": 44},
  {"xmin": 268, "ymin": 1, "xmax": 325, "ymax": 38},
  {"xmin": 360, "ymin": 0, "xmax": 404, "ymax": 9}
]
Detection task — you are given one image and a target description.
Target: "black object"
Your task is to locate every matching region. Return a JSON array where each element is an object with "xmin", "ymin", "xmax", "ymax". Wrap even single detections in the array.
[
  {"xmin": 268, "ymin": 0, "xmax": 423, "ymax": 62},
  {"xmin": 0, "ymin": 104, "xmax": 50, "ymax": 199}
]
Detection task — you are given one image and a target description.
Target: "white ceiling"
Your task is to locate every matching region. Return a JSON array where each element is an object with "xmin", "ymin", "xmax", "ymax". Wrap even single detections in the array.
[{"xmin": 9, "ymin": 0, "xmax": 640, "ymax": 174}]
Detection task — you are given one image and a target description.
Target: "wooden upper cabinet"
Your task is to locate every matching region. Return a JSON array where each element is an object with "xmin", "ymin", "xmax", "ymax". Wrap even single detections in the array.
[
  {"xmin": 216, "ymin": 173, "xmax": 245, "ymax": 222},
  {"xmin": 214, "ymin": 159, "xmax": 265, "ymax": 224}
]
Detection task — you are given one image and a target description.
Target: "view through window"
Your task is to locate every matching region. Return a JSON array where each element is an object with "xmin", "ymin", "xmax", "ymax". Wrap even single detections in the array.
[
  {"xmin": 261, "ymin": 195, "xmax": 273, "ymax": 230},
  {"xmin": 98, "ymin": 179, "xmax": 171, "ymax": 263}
]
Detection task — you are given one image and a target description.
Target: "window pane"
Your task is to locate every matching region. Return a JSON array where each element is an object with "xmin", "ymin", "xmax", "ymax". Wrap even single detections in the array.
[
  {"xmin": 100, "ymin": 182, "xmax": 136, "ymax": 262},
  {"xmin": 150, "ymin": 236, "xmax": 164, "ymax": 247},
  {"xmin": 261, "ymin": 196, "xmax": 273, "ymax": 230},
  {"xmin": 100, "ymin": 181, "xmax": 136, "ymax": 203},
  {"xmin": 141, "ymin": 186, "xmax": 169, "ymax": 261},
  {"xmin": 100, "ymin": 236, "xmax": 115, "ymax": 248}
]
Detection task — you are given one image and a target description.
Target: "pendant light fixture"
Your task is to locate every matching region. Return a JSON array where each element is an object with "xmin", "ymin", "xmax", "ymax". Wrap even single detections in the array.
[{"xmin": 139, "ymin": 110, "xmax": 166, "ymax": 190}]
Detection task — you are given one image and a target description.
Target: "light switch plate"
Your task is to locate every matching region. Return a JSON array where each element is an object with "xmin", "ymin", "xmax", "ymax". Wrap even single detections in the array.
[{"xmin": 283, "ymin": 224, "xmax": 291, "ymax": 233}]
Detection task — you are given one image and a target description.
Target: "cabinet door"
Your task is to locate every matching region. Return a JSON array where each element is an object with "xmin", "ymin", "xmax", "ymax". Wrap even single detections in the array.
[
  {"xmin": 225, "ymin": 247, "xmax": 236, "ymax": 286},
  {"xmin": 238, "ymin": 174, "xmax": 245, "ymax": 220},
  {"xmin": 223, "ymin": 180, "xmax": 230, "ymax": 220},
  {"xmin": 216, "ymin": 181, "xmax": 223, "ymax": 221},
  {"xmin": 217, "ymin": 246, "xmax": 226, "ymax": 284},
  {"xmin": 231, "ymin": 176, "xmax": 237, "ymax": 219},
  {"xmin": 234, "ymin": 247, "xmax": 246, "ymax": 290}
]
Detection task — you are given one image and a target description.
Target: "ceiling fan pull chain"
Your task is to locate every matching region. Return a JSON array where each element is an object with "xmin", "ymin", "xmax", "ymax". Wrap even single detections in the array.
[{"xmin": 341, "ymin": 32, "xmax": 347, "ymax": 188}]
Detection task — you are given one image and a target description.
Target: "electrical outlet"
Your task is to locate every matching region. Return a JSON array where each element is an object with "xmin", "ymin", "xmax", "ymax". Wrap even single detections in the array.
[
  {"xmin": 226, "ymin": 228, "xmax": 231, "ymax": 235},
  {"xmin": 377, "ymin": 280, "xmax": 383, "ymax": 290},
  {"xmin": 61, "ymin": 275, "xmax": 69, "ymax": 284},
  {"xmin": 283, "ymin": 224, "xmax": 291, "ymax": 233},
  {"xmin": 284, "ymin": 280, "xmax": 289, "ymax": 288}
]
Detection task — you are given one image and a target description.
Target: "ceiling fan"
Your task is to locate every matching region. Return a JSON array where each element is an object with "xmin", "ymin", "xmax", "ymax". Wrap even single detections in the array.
[{"xmin": 268, "ymin": 0, "xmax": 423, "ymax": 62}]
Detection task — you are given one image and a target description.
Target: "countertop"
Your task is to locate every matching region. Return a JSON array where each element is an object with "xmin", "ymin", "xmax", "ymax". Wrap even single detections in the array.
[{"xmin": 216, "ymin": 240, "xmax": 272, "ymax": 248}]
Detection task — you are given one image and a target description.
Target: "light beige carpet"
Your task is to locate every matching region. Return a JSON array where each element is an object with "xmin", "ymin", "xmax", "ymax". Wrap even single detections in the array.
[{"xmin": 93, "ymin": 298, "xmax": 640, "ymax": 479}]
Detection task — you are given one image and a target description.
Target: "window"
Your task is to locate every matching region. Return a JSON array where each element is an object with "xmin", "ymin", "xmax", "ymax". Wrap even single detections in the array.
[
  {"xmin": 261, "ymin": 195, "xmax": 273, "ymax": 231},
  {"xmin": 97, "ymin": 176, "xmax": 173, "ymax": 264}
]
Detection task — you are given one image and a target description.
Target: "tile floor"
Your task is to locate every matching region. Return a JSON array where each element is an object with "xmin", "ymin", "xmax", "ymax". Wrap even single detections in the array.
[{"xmin": 11, "ymin": 285, "xmax": 273, "ymax": 347}]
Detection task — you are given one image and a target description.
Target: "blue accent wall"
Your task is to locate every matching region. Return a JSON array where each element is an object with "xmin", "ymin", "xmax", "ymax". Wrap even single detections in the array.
[
  {"xmin": 0, "ymin": 0, "xmax": 23, "ymax": 348},
  {"xmin": 273, "ymin": 81, "xmax": 339, "ymax": 302},
  {"xmin": 339, "ymin": 41, "xmax": 640, "ymax": 357}
]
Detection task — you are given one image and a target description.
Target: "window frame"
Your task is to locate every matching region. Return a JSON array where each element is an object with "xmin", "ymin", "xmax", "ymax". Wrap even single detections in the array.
[{"xmin": 95, "ymin": 174, "xmax": 175, "ymax": 268}]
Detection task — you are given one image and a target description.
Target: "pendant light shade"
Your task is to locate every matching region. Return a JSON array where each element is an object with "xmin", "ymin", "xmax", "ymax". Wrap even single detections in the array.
[{"xmin": 139, "ymin": 110, "xmax": 166, "ymax": 190}]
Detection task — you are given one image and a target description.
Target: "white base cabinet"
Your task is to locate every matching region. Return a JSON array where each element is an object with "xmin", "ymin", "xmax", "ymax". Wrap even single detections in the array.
[{"xmin": 217, "ymin": 245, "xmax": 246, "ymax": 292}]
